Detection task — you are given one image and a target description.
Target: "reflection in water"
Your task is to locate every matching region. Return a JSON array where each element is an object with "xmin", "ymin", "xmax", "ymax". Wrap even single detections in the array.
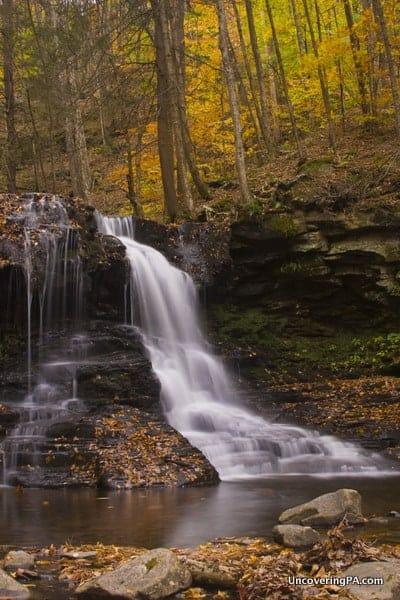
[{"xmin": 2, "ymin": 477, "xmax": 400, "ymax": 548}]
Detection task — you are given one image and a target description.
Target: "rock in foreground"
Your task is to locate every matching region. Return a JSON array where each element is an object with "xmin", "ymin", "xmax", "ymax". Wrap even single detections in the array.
[
  {"xmin": 75, "ymin": 548, "xmax": 192, "ymax": 599},
  {"xmin": 343, "ymin": 560, "xmax": 400, "ymax": 599},
  {"xmin": 272, "ymin": 524, "xmax": 322, "ymax": 548},
  {"xmin": 4, "ymin": 550, "xmax": 35, "ymax": 571},
  {"xmin": 279, "ymin": 488, "xmax": 364, "ymax": 527},
  {"xmin": 0, "ymin": 568, "xmax": 31, "ymax": 598}
]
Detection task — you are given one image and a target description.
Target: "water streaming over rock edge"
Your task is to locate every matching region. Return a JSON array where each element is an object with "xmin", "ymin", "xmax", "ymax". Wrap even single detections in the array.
[
  {"xmin": 96, "ymin": 214, "xmax": 383, "ymax": 480},
  {"xmin": 1, "ymin": 195, "xmax": 86, "ymax": 485}
]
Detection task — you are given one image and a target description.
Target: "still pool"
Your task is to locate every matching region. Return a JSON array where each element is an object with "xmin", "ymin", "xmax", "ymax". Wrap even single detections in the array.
[{"xmin": 1, "ymin": 475, "xmax": 400, "ymax": 549}]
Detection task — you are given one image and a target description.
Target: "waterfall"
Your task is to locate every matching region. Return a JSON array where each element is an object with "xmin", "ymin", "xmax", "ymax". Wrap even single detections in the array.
[
  {"xmin": 97, "ymin": 214, "xmax": 381, "ymax": 480},
  {"xmin": 1, "ymin": 195, "xmax": 86, "ymax": 486}
]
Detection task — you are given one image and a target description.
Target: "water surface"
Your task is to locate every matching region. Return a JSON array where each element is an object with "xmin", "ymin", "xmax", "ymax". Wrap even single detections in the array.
[{"xmin": 2, "ymin": 476, "xmax": 400, "ymax": 549}]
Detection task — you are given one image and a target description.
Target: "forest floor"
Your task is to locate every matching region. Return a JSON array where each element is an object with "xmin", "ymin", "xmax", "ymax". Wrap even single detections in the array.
[{"xmin": 10, "ymin": 122, "xmax": 400, "ymax": 222}]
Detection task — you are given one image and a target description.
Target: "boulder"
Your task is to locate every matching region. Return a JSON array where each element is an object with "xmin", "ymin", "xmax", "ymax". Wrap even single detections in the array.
[
  {"xmin": 342, "ymin": 560, "xmax": 400, "ymax": 599},
  {"xmin": 0, "ymin": 568, "xmax": 31, "ymax": 598},
  {"xmin": 75, "ymin": 548, "xmax": 192, "ymax": 599},
  {"xmin": 279, "ymin": 489, "xmax": 364, "ymax": 527},
  {"xmin": 272, "ymin": 524, "xmax": 322, "ymax": 548},
  {"xmin": 4, "ymin": 551, "xmax": 35, "ymax": 571}
]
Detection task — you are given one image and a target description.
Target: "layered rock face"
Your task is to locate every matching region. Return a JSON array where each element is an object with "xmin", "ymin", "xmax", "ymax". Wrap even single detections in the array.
[{"xmin": 228, "ymin": 211, "xmax": 400, "ymax": 331}]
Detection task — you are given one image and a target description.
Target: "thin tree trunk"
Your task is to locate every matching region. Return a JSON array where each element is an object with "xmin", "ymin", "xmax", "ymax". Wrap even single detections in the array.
[
  {"xmin": 371, "ymin": 0, "xmax": 400, "ymax": 135},
  {"xmin": 360, "ymin": 0, "xmax": 379, "ymax": 116},
  {"xmin": 159, "ymin": 0, "xmax": 193, "ymax": 212},
  {"xmin": 26, "ymin": 0, "xmax": 57, "ymax": 192},
  {"xmin": 258, "ymin": 4, "xmax": 281, "ymax": 142},
  {"xmin": 289, "ymin": 0, "xmax": 306, "ymax": 55},
  {"xmin": 265, "ymin": 0, "xmax": 304, "ymax": 158},
  {"xmin": 302, "ymin": 0, "xmax": 336, "ymax": 149},
  {"xmin": 228, "ymin": 35, "xmax": 265, "ymax": 159},
  {"xmin": 1, "ymin": 0, "xmax": 17, "ymax": 192},
  {"xmin": 26, "ymin": 87, "xmax": 47, "ymax": 188},
  {"xmin": 342, "ymin": 0, "xmax": 370, "ymax": 115},
  {"xmin": 151, "ymin": 0, "xmax": 178, "ymax": 220},
  {"xmin": 45, "ymin": 2, "xmax": 91, "ymax": 199},
  {"xmin": 170, "ymin": 0, "xmax": 210, "ymax": 200},
  {"xmin": 126, "ymin": 131, "xmax": 144, "ymax": 218},
  {"xmin": 244, "ymin": 0, "xmax": 271, "ymax": 151},
  {"xmin": 314, "ymin": 0, "xmax": 323, "ymax": 42},
  {"xmin": 331, "ymin": 8, "xmax": 346, "ymax": 128},
  {"xmin": 216, "ymin": 0, "xmax": 252, "ymax": 204},
  {"xmin": 134, "ymin": 126, "xmax": 145, "ymax": 201},
  {"xmin": 231, "ymin": 0, "xmax": 268, "ymax": 153},
  {"xmin": 64, "ymin": 64, "xmax": 91, "ymax": 199}
]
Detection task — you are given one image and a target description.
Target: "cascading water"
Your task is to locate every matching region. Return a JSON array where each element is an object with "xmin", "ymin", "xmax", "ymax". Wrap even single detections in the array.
[
  {"xmin": 1, "ymin": 195, "xmax": 86, "ymax": 486},
  {"xmin": 97, "ymin": 214, "xmax": 381, "ymax": 480}
]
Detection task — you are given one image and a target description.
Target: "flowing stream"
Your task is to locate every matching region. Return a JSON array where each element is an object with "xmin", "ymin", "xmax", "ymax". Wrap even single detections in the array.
[{"xmin": 97, "ymin": 215, "xmax": 380, "ymax": 480}]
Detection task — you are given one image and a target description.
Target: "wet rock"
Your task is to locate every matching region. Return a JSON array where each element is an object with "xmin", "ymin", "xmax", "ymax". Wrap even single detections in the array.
[
  {"xmin": 272, "ymin": 524, "xmax": 322, "ymax": 548},
  {"xmin": 279, "ymin": 489, "xmax": 364, "ymax": 527},
  {"xmin": 74, "ymin": 548, "xmax": 192, "ymax": 599},
  {"xmin": 0, "ymin": 404, "xmax": 19, "ymax": 438},
  {"xmin": 47, "ymin": 422, "xmax": 95, "ymax": 440},
  {"xmin": 77, "ymin": 355, "xmax": 160, "ymax": 410},
  {"xmin": 184, "ymin": 558, "xmax": 237, "ymax": 589},
  {"xmin": 342, "ymin": 560, "xmax": 400, "ymax": 599},
  {"xmin": 4, "ymin": 551, "xmax": 35, "ymax": 572},
  {"xmin": 0, "ymin": 568, "xmax": 31, "ymax": 598},
  {"xmin": 94, "ymin": 407, "xmax": 219, "ymax": 490}
]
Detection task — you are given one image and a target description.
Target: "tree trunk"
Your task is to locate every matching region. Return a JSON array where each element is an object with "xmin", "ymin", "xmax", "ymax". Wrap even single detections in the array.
[
  {"xmin": 228, "ymin": 35, "xmax": 265, "ymax": 159},
  {"xmin": 45, "ymin": 2, "xmax": 91, "ymax": 199},
  {"xmin": 289, "ymin": 0, "xmax": 306, "ymax": 55},
  {"xmin": 159, "ymin": 0, "xmax": 193, "ymax": 213},
  {"xmin": 244, "ymin": 0, "xmax": 271, "ymax": 150},
  {"xmin": 1, "ymin": 0, "xmax": 17, "ymax": 193},
  {"xmin": 126, "ymin": 131, "xmax": 144, "ymax": 218},
  {"xmin": 342, "ymin": 0, "xmax": 370, "ymax": 115},
  {"xmin": 26, "ymin": 87, "xmax": 47, "ymax": 189},
  {"xmin": 151, "ymin": 0, "xmax": 178, "ymax": 220},
  {"xmin": 371, "ymin": 0, "xmax": 400, "ymax": 135},
  {"xmin": 265, "ymin": 0, "xmax": 304, "ymax": 158},
  {"xmin": 64, "ymin": 63, "xmax": 91, "ymax": 200},
  {"xmin": 216, "ymin": 0, "xmax": 252, "ymax": 204},
  {"xmin": 170, "ymin": 0, "xmax": 210, "ymax": 200},
  {"xmin": 360, "ymin": 0, "xmax": 379, "ymax": 116},
  {"xmin": 302, "ymin": 0, "xmax": 336, "ymax": 149},
  {"xmin": 231, "ymin": 0, "xmax": 268, "ymax": 154}
]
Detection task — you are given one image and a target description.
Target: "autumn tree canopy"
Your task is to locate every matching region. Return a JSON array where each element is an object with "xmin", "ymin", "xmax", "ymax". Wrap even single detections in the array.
[{"xmin": 1, "ymin": 0, "xmax": 399, "ymax": 219}]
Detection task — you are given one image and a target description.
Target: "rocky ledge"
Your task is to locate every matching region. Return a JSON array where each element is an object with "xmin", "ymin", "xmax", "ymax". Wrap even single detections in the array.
[{"xmin": 0, "ymin": 322, "xmax": 217, "ymax": 489}]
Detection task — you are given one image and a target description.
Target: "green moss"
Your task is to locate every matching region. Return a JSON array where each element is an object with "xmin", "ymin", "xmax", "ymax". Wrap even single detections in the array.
[
  {"xmin": 210, "ymin": 304, "xmax": 285, "ymax": 347},
  {"xmin": 268, "ymin": 215, "xmax": 301, "ymax": 237},
  {"xmin": 299, "ymin": 156, "xmax": 335, "ymax": 176},
  {"xmin": 209, "ymin": 302, "xmax": 400, "ymax": 380},
  {"xmin": 145, "ymin": 558, "xmax": 158, "ymax": 571},
  {"xmin": 238, "ymin": 198, "xmax": 265, "ymax": 219}
]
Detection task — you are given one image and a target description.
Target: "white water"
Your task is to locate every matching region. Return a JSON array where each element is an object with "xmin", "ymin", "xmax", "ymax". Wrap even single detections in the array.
[{"xmin": 97, "ymin": 215, "xmax": 382, "ymax": 480}]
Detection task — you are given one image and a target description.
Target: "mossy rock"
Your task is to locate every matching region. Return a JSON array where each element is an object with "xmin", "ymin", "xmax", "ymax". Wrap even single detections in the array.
[
  {"xmin": 299, "ymin": 156, "xmax": 335, "ymax": 176},
  {"xmin": 267, "ymin": 214, "xmax": 302, "ymax": 238}
]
